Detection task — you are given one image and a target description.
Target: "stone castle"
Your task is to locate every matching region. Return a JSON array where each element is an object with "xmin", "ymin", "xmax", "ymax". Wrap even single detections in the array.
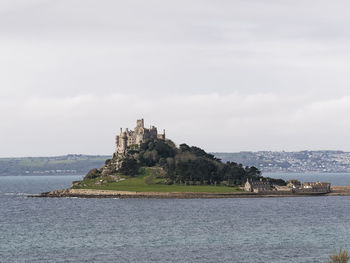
[{"xmin": 116, "ymin": 119, "xmax": 165, "ymax": 155}]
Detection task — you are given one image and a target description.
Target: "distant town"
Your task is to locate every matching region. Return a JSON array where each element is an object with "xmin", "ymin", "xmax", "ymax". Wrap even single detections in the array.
[{"xmin": 214, "ymin": 151, "xmax": 350, "ymax": 173}]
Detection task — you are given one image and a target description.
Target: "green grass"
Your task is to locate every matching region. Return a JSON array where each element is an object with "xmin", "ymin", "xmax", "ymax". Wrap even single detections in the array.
[{"xmin": 75, "ymin": 167, "xmax": 242, "ymax": 193}]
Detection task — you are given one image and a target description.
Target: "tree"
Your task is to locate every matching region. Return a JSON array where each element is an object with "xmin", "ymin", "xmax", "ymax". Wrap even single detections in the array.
[
  {"xmin": 98, "ymin": 137, "xmax": 266, "ymax": 186},
  {"xmin": 119, "ymin": 157, "xmax": 138, "ymax": 176},
  {"xmin": 84, "ymin": 168, "xmax": 101, "ymax": 179}
]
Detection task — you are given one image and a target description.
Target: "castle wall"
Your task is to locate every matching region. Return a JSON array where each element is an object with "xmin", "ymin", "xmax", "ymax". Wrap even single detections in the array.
[{"xmin": 116, "ymin": 119, "xmax": 165, "ymax": 154}]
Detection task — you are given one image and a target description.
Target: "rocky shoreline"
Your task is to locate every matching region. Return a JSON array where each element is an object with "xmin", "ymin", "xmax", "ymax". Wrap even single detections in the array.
[{"xmin": 31, "ymin": 186, "xmax": 350, "ymax": 199}]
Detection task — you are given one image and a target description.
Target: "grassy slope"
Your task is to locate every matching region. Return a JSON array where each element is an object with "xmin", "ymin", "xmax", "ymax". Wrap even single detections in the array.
[{"xmin": 75, "ymin": 167, "xmax": 242, "ymax": 193}]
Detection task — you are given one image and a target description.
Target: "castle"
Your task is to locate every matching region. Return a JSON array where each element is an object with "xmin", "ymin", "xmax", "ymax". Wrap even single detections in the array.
[{"xmin": 116, "ymin": 119, "xmax": 165, "ymax": 154}]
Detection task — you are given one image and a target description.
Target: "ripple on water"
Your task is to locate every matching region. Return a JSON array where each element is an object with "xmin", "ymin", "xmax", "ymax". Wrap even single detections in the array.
[{"xmin": 1, "ymin": 175, "xmax": 350, "ymax": 263}]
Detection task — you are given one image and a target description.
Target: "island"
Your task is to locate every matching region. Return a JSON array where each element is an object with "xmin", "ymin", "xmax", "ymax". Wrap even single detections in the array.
[{"xmin": 39, "ymin": 119, "xmax": 346, "ymax": 199}]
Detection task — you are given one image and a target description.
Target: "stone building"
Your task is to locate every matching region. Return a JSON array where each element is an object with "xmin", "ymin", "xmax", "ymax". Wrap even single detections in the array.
[
  {"xmin": 244, "ymin": 178, "xmax": 331, "ymax": 194},
  {"xmin": 301, "ymin": 182, "xmax": 331, "ymax": 193},
  {"xmin": 244, "ymin": 178, "xmax": 273, "ymax": 193},
  {"xmin": 116, "ymin": 119, "xmax": 165, "ymax": 155},
  {"xmin": 286, "ymin": 179, "xmax": 302, "ymax": 189}
]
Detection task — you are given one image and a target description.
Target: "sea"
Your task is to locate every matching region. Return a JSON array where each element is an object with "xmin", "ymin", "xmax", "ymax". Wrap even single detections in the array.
[{"xmin": 1, "ymin": 174, "xmax": 350, "ymax": 263}]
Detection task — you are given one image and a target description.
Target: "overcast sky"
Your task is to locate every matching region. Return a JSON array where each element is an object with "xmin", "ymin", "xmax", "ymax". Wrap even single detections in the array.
[{"xmin": 2, "ymin": 0, "xmax": 350, "ymax": 157}]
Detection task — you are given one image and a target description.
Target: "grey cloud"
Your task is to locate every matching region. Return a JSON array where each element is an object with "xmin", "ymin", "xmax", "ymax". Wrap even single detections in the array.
[
  {"xmin": 1, "ymin": 93, "xmax": 350, "ymax": 157},
  {"xmin": 1, "ymin": 0, "xmax": 350, "ymax": 156}
]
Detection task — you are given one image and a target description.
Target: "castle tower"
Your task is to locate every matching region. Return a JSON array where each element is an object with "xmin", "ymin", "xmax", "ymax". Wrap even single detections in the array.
[
  {"xmin": 157, "ymin": 129, "xmax": 166, "ymax": 140},
  {"xmin": 116, "ymin": 128, "xmax": 128, "ymax": 154},
  {"xmin": 116, "ymin": 119, "xmax": 165, "ymax": 154},
  {"xmin": 135, "ymin": 119, "xmax": 145, "ymax": 144},
  {"xmin": 136, "ymin": 119, "xmax": 144, "ymax": 128},
  {"xmin": 120, "ymin": 131, "xmax": 128, "ymax": 154}
]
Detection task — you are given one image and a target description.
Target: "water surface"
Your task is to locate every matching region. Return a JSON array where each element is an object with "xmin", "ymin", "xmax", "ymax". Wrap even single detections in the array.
[{"xmin": 1, "ymin": 175, "xmax": 350, "ymax": 263}]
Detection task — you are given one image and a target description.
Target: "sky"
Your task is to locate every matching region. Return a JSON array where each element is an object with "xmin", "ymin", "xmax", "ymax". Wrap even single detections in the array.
[{"xmin": 2, "ymin": 0, "xmax": 350, "ymax": 157}]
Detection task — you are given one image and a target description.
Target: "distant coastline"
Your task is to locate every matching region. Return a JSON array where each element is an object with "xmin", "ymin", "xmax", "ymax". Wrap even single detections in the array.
[
  {"xmin": 215, "ymin": 151, "xmax": 350, "ymax": 173},
  {"xmin": 0, "ymin": 155, "xmax": 109, "ymax": 176},
  {"xmin": 3, "ymin": 150, "xmax": 350, "ymax": 176}
]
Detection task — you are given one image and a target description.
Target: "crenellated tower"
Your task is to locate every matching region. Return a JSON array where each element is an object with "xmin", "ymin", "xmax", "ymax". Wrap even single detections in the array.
[{"xmin": 115, "ymin": 119, "xmax": 165, "ymax": 155}]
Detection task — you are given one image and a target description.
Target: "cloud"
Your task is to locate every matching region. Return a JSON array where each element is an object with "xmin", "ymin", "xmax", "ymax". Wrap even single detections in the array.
[
  {"xmin": 292, "ymin": 96, "xmax": 350, "ymax": 129},
  {"xmin": 1, "ymin": 93, "xmax": 350, "ymax": 156},
  {"xmin": 2, "ymin": 0, "xmax": 350, "ymax": 99},
  {"xmin": 1, "ymin": 1, "xmax": 350, "ymax": 155}
]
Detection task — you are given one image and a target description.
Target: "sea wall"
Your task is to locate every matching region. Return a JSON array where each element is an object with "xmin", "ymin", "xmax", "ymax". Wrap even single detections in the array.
[
  {"xmin": 36, "ymin": 188, "xmax": 337, "ymax": 199},
  {"xmin": 328, "ymin": 186, "xmax": 350, "ymax": 196},
  {"xmin": 41, "ymin": 189, "xmax": 258, "ymax": 198}
]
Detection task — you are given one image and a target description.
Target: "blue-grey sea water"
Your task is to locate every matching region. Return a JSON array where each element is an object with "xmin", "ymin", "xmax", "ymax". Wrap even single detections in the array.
[
  {"xmin": 264, "ymin": 172, "xmax": 350, "ymax": 186},
  {"xmin": 1, "ymin": 174, "xmax": 350, "ymax": 263}
]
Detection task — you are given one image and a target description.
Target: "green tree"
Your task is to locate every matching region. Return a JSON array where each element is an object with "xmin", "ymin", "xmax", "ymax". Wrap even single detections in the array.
[
  {"xmin": 119, "ymin": 157, "xmax": 138, "ymax": 176},
  {"xmin": 84, "ymin": 168, "xmax": 101, "ymax": 179}
]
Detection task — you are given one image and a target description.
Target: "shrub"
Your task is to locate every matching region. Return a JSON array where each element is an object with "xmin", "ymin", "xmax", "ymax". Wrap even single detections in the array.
[
  {"xmin": 84, "ymin": 168, "xmax": 101, "ymax": 179},
  {"xmin": 144, "ymin": 175, "xmax": 154, "ymax": 185},
  {"xmin": 328, "ymin": 249, "xmax": 349, "ymax": 263},
  {"xmin": 119, "ymin": 157, "xmax": 138, "ymax": 176}
]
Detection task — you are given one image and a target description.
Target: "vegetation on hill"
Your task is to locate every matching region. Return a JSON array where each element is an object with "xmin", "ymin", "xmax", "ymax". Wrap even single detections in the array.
[{"xmin": 81, "ymin": 139, "xmax": 284, "ymax": 189}]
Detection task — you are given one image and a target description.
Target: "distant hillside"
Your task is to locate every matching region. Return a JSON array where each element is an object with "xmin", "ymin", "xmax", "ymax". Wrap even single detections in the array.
[
  {"xmin": 3, "ymin": 150, "xmax": 350, "ymax": 176},
  {"xmin": 213, "ymin": 151, "xmax": 350, "ymax": 173},
  {"xmin": 0, "ymin": 154, "xmax": 110, "ymax": 176}
]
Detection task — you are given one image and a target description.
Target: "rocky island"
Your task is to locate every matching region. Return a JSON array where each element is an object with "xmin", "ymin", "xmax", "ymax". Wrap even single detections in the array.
[{"xmin": 39, "ymin": 119, "xmax": 340, "ymax": 199}]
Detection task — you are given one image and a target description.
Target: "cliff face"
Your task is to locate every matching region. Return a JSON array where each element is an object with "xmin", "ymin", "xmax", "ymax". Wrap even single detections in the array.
[
  {"xmin": 85, "ymin": 150, "xmax": 134, "ymax": 179},
  {"xmin": 100, "ymin": 153, "xmax": 124, "ymax": 176}
]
